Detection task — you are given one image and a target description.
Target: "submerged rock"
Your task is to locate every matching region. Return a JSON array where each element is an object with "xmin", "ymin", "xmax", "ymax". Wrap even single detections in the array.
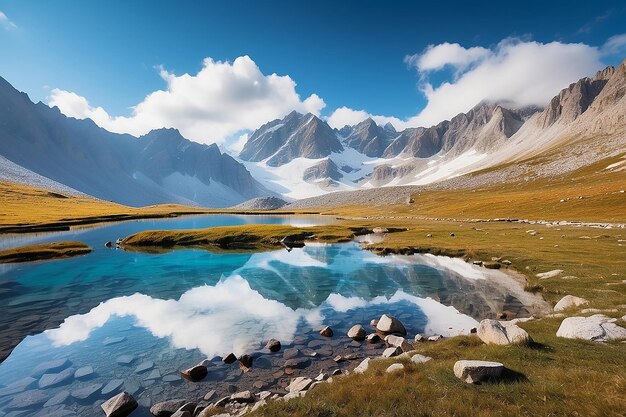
[
  {"xmin": 376, "ymin": 314, "xmax": 407, "ymax": 335},
  {"xmin": 180, "ymin": 365, "xmax": 207, "ymax": 382},
  {"xmin": 74, "ymin": 366, "xmax": 94, "ymax": 379},
  {"xmin": 453, "ymin": 360, "xmax": 504, "ymax": 384},
  {"xmin": 101, "ymin": 392, "xmax": 138, "ymax": 417},
  {"xmin": 38, "ymin": 367, "xmax": 75, "ymax": 388},
  {"xmin": 71, "ymin": 383, "xmax": 103, "ymax": 401},
  {"xmin": 265, "ymin": 339, "xmax": 281, "ymax": 352},
  {"xmin": 320, "ymin": 326, "xmax": 334, "ymax": 337},
  {"xmin": 477, "ymin": 319, "xmax": 532, "ymax": 345}
]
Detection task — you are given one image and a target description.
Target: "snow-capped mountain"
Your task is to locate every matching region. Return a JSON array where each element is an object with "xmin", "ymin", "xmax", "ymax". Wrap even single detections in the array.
[{"xmin": 0, "ymin": 77, "xmax": 269, "ymax": 207}]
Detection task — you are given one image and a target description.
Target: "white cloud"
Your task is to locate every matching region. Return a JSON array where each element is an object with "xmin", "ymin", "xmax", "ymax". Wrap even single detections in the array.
[
  {"xmin": 326, "ymin": 106, "xmax": 406, "ymax": 130},
  {"xmin": 406, "ymin": 42, "xmax": 490, "ymax": 74},
  {"xmin": 601, "ymin": 33, "xmax": 626, "ymax": 56},
  {"xmin": 49, "ymin": 56, "xmax": 325, "ymax": 145},
  {"xmin": 334, "ymin": 38, "xmax": 603, "ymax": 130},
  {"xmin": 0, "ymin": 10, "xmax": 17, "ymax": 30}
]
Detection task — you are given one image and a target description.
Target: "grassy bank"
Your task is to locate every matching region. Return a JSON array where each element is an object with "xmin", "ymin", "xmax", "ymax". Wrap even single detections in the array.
[{"xmin": 0, "ymin": 241, "xmax": 92, "ymax": 263}]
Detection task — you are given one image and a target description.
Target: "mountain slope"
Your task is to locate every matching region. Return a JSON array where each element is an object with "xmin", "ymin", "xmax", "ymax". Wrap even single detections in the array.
[{"xmin": 0, "ymin": 77, "xmax": 269, "ymax": 207}]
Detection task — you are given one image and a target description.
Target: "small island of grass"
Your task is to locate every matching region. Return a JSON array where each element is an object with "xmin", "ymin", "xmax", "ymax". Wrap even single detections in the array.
[{"xmin": 0, "ymin": 241, "xmax": 93, "ymax": 263}]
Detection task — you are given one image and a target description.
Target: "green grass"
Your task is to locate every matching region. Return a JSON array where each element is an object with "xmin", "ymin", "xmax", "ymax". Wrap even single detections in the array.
[{"xmin": 0, "ymin": 241, "xmax": 92, "ymax": 263}]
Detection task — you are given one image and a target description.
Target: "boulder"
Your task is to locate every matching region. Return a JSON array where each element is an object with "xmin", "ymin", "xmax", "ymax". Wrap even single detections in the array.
[
  {"xmin": 150, "ymin": 399, "xmax": 187, "ymax": 417},
  {"xmin": 453, "ymin": 360, "xmax": 504, "ymax": 384},
  {"xmin": 265, "ymin": 339, "xmax": 281, "ymax": 352},
  {"xmin": 414, "ymin": 334, "xmax": 424, "ymax": 342},
  {"xmin": 427, "ymin": 335, "xmax": 443, "ymax": 341},
  {"xmin": 477, "ymin": 319, "xmax": 532, "ymax": 345},
  {"xmin": 319, "ymin": 326, "xmax": 334, "ymax": 337},
  {"xmin": 105, "ymin": 241, "xmax": 112, "ymax": 248},
  {"xmin": 554, "ymin": 295, "xmax": 588, "ymax": 312},
  {"xmin": 238, "ymin": 354, "xmax": 253, "ymax": 371},
  {"xmin": 386, "ymin": 363, "xmax": 404, "ymax": 373},
  {"xmin": 288, "ymin": 377, "xmax": 313, "ymax": 393},
  {"xmin": 180, "ymin": 365, "xmax": 207, "ymax": 382},
  {"xmin": 410, "ymin": 354, "xmax": 432, "ymax": 364},
  {"xmin": 372, "ymin": 227, "xmax": 388, "ymax": 234},
  {"xmin": 101, "ymin": 392, "xmax": 138, "ymax": 417},
  {"xmin": 353, "ymin": 358, "xmax": 370, "ymax": 374},
  {"xmin": 222, "ymin": 353, "xmax": 237, "ymax": 364},
  {"xmin": 366, "ymin": 333, "xmax": 381, "ymax": 343},
  {"xmin": 556, "ymin": 314, "xmax": 626, "ymax": 342},
  {"xmin": 384, "ymin": 335, "xmax": 414, "ymax": 352},
  {"xmin": 230, "ymin": 391, "xmax": 254, "ymax": 403},
  {"xmin": 347, "ymin": 324, "xmax": 366, "ymax": 340},
  {"xmin": 376, "ymin": 314, "xmax": 407, "ymax": 335},
  {"xmin": 382, "ymin": 346, "xmax": 402, "ymax": 358}
]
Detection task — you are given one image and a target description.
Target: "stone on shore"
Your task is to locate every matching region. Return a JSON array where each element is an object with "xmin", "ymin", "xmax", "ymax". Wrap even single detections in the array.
[
  {"xmin": 410, "ymin": 354, "xmax": 432, "ymax": 364},
  {"xmin": 150, "ymin": 399, "xmax": 187, "ymax": 417},
  {"xmin": 239, "ymin": 354, "xmax": 253, "ymax": 372},
  {"xmin": 554, "ymin": 295, "xmax": 589, "ymax": 312},
  {"xmin": 353, "ymin": 358, "xmax": 370, "ymax": 374},
  {"xmin": 536, "ymin": 269, "xmax": 563, "ymax": 279},
  {"xmin": 101, "ymin": 392, "xmax": 138, "ymax": 417},
  {"xmin": 477, "ymin": 319, "xmax": 532, "ymax": 345},
  {"xmin": 180, "ymin": 365, "xmax": 207, "ymax": 382},
  {"xmin": 222, "ymin": 353, "xmax": 237, "ymax": 364},
  {"xmin": 347, "ymin": 324, "xmax": 366, "ymax": 340},
  {"xmin": 231, "ymin": 390, "xmax": 254, "ymax": 403},
  {"xmin": 382, "ymin": 346, "xmax": 402, "ymax": 358},
  {"xmin": 386, "ymin": 363, "xmax": 404, "ymax": 373},
  {"xmin": 265, "ymin": 339, "xmax": 281, "ymax": 352},
  {"xmin": 376, "ymin": 314, "xmax": 407, "ymax": 335},
  {"xmin": 320, "ymin": 326, "xmax": 334, "ymax": 337},
  {"xmin": 366, "ymin": 333, "xmax": 381, "ymax": 343},
  {"xmin": 454, "ymin": 360, "xmax": 504, "ymax": 384},
  {"xmin": 288, "ymin": 377, "xmax": 313, "ymax": 393},
  {"xmin": 384, "ymin": 334, "xmax": 414, "ymax": 352},
  {"xmin": 556, "ymin": 314, "xmax": 626, "ymax": 342}
]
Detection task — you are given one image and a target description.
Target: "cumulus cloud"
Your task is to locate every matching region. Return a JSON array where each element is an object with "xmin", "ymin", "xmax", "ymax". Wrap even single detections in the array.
[
  {"xmin": 326, "ymin": 106, "xmax": 405, "ymax": 130},
  {"xmin": 49, "ymin": 56, "xmax": 325, "ymax": 145},
  {"xmin": 331, "ymin": 38, "xmax": 603, "ymax": 130},
  {"xmin": 0, "ymin": 10, "xmax": 17, "ymax": 30}
]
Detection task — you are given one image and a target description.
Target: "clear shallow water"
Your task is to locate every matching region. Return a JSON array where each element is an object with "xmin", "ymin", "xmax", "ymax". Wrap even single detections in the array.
[{"xmin": 0, "ymin": 215, "xmax": 536, "ymax": 416}]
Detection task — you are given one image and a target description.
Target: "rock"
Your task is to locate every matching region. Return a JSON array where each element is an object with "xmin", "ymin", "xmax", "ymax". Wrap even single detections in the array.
[
  {"xmin": 144, "ymin": 369, "xmax": 161, "ymax": 380},
  {"xmin": 319, "ymin": 326, "xmax": 334, "ymax": 337},
  {"xmin": 7, "ymin": 389, "xmax": 50, "ymax": 409},
  {"xmin": 410, "ymin": 354, "xmax": 432, "ymax": 364},
  {"xmin": 288, "ymin": 377, "xmax": 313, "ymax": 393},
  {"xmin": 353, "ymin": 358, "xmax": 370, "ymax": 374},
  {"xmin": 101, "ymin": 379, "xmax": 124, "ymax": 396},
  {"xmin": 101, "ymin": 392, "xmax": 138, "ymax": 417},
  {"xmin": 170, "ymin": 411, "xmax": 190, "ymax": 417},
  {"xmin": 116, "ymin": 355, "xmax": 136, "ymax": 365},
  {"xmin": 222, "ymin": 353, "xmax": 237, "ymax": 364},
  {"xmin": 450, "ymin": 233, "xmax": 455, "ymax": 237},
  {"xmin": 502, "ymin": 260, "xmax": 512, "ymax": 265},
  {"xmin": 473, "ymin": 260, "xmax": 483, "ymax": 266},
  {"xmin": 265, "ymin": 339, "xmax": 281, "ymax": 352},
  {"xmin": 135, "ymin": 361, "xmax": 154, "ymax": 374},
  {"xmin": 174, "ymin": 402, "xmax": 197, "ymax": 415},
  {"xmin": 163, "ymin": 374, "xmax": 181, "ymax": 383},
  {"xmin": 556, "ymin": 314, "xmax": 626, "ymax": 342},
  {"xmin": 230, "ymin": 390, "xmax": 254, "ymax": 403},
  {"xmin": 427, "ymin": 335, "xmax": 443, "ymax": 341},
  {"xmin": 238, "ymin": 354, "xmax": 253, "ymax": 371},
  {"xmin": 0, "ymin": 376, "xmax": 38, "ymax": 397},
  {"xmin": 347, "ymin": 324, "xmax": 366, "ymax": 340},
  {"xmin": 386, "ymin": 363, "xmax": 404, "ymax": 373},
  {"xmin": 426, "ymin": 233, "xmax": 433, "ymax": 238},
  {"xmin": 283, "ymin": 348, "xmax": 299, "ymax": 359},
  {"xmin": 38, "ymin": 367, "xmax": 75, "ymax": 388},
  {"xmin": 370, "ymin": 319, "xmax": 379, "ymax": 327},
  {"xmin": 382, "ymin": 346, "xmax": 402, "ymax": 358},
  {"xmin": 180, "ymin": 365, "xmax": 207, "ymax": 382},
  {"xmin": 536, "ymin": 269, "xmax": 563, "ymax": 279},
  {"xmin": 150, "ymin": 399, "xmax": 187, "ymax": 417},
  {"xmin": 105, "ymin": 241, "xmax": 112, "ymax": 248},
  {"xmin": 74, "ymin": 366, "xmax": 94, "ymax": 379},
  {"xmin": 384, "ymin": 334, "xmax": 414, "ymax": 352},
  {"xmin": 414, "ymin": 334, "xmax": 424, "ymax": 342},
  {"xmin": 375, "ymin": 314, "xmax": 407, "ymax": 335},
  {"xmin": 372, "ymin": 227, "xmax": 388, "ymax": 234},
  {"xmin": 453, "ymin": 360, "xmax": 504, "ymax": 384},
  {"xmin": 71, "ymin": 383, "xmax": 103, "ymax": 401},
  {"xmin": 31, "ymin": 358, "xmax": 71, "ymax": 377},
  {"xmin": 477, "ymin": 319, "xmax": 533, "ymax": 345},
  {"xmin": 483, "ymin": 261, "xmax": 501, "ymax": 269},
  {"xmin": 366, "ymin": 333, "xmax": 381, "ymax": 343},
  {"xmin": 284, "ymin": 357, "xmax": 311, "ymax": 369},
  {"xmin": 315, "ymin": 373, "xmax": 327, "ymax": 381},
  {"xmin": 554, "ymin": 295, "xmax": 589, "ymax": 312},
  {"xmin": 203, "ymin": 389, "xmax": 216, "ymax": 401},
  {"xmin": 102, "ymin": 337, "xmax": 126, "ymax": 346}
]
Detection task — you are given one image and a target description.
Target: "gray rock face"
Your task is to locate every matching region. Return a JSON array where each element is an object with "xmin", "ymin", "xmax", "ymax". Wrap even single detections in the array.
[
  {"xmin": 556, "ymin": 314, "xmax": 626, "ymax": 342},
  {"xmin": 240, "ymin": 111, "xmax": 343, "ymax": 166},
  {"xmin": 231, "ymin": 196, "xmax": 287, "ymax": 210},
  {"xmin": 339, "ymin": 118, "xmax": 397, "ymax": 157},
  {"xmin": 477, "ymin": 319, "xmax": 533, "ymax": 345},
  {"xmin": 101, "ymin": 392, "xmax": 138, "ymax": 417},
  {"xmin": 303, "ymin": 158, "xmax": 343, "ymax": 182},
  {"xmin": 453, "ymin": 360, "xmax": 504, "ymax": 383},
  {"xmin": 376, "ymin": 314, "xmax": 407, "ymax": 335}
]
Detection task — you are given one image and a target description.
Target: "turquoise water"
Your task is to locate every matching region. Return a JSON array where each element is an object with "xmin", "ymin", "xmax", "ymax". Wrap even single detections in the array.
[{"xmin": 0, "ymin": 215, "xmax": 531, "ymax": 416}]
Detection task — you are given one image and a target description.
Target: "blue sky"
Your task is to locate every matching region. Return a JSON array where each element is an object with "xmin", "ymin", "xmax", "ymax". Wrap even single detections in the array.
[{"xmin": 1, "ymin": 1, "xmax": 626, "ymax": 146}]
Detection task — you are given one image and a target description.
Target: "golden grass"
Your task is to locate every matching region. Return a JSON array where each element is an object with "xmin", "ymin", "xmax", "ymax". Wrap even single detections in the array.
[
  {"xmin": 252, "ymin": 319, "xmax": 626, "ymax": 417},
  {"xmin": 0, "ymin": 241, "xmax": 92, "ymax": 263}
]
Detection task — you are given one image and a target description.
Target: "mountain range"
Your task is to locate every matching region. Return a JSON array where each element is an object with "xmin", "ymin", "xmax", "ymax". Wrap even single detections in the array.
[{"xmin": 1, "ymin": 59, "xmax": 624, "ymax": 207}]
